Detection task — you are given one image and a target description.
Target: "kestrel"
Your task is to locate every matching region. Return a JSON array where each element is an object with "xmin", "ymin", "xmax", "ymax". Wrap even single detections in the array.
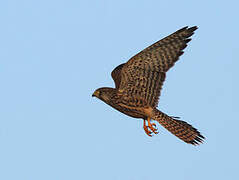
[{"xmin": 92, "ymin": 26, "xmax": 204, "ymax": 145}]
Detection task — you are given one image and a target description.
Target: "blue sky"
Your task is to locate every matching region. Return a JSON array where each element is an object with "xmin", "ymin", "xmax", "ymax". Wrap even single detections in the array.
[{"xmin": 0, "ymin": 0, "xmax": 238, "ymax": 179}]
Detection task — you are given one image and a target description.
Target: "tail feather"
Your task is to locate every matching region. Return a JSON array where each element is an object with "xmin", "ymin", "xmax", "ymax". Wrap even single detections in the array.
[{"xmin": 152, "ymin": 109, "xmax": 205, "ymax": 145}]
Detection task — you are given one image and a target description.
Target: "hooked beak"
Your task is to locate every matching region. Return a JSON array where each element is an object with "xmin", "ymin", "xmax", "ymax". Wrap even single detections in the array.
[{"xmin": 92, "ymin": 90, "xmax": 98, "ymax": 97}]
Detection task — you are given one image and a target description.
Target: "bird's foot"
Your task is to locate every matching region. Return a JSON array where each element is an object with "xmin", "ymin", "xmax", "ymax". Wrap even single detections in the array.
[
  {"xmin": 148, "ymin": 122, "xmax": 159, "ymax": 134},
  {"xmin": 143, "ymin": 118, "xmax": 158, "ymax": 136}
]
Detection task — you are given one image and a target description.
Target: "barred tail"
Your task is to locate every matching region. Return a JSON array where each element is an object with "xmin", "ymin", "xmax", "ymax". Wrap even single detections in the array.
[{"xmin": 152, "ymin": 109, "xmax": 205, "ymax": 145}]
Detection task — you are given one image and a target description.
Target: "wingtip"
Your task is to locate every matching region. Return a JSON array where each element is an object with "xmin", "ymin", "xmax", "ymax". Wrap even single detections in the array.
[
  {"xmin": 188, "ymin": 26, "xmax": 198, "ymax": 32},
  {"xmin": 176, "ymin": 26, "xmax": 198, "ymax": 37}
]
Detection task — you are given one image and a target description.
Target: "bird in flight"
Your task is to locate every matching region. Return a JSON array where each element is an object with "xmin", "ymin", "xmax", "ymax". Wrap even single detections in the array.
[{"xmin": 92, "ymin": 26, "xmax": 205, "ymax": 145}]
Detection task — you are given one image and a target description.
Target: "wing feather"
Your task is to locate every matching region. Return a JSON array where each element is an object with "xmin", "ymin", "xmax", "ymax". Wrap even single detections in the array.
[{"xmin": 118, "ymin": 26, "xmax": 197, "ymax": 107}]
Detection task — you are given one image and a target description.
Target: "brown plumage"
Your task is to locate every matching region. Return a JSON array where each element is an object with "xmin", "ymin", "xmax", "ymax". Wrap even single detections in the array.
[{"xmin": 92, "ymin": 26, "xmax": 205, "ymax": 145}]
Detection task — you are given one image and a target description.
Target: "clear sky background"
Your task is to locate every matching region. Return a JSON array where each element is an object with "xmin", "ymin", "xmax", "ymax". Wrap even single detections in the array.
[{"xmin": 0, "ymin": 0, "xmax": 238, "ymax": 180}]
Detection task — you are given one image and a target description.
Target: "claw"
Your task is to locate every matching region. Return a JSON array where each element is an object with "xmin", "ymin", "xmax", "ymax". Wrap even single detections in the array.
[
  {"xmin": 154, "ymin": 130, "xmax": 159, "ymax": 134},
  {"xmin": 144, "ymin": 128, "xmax": 152, "ymax": 137},
  {"xmin": 152, "ymin": 123, "xmax": 157, "ymax": 128},
  {"xmin": 146, "ymin": 130, "xmax": 153, "ymax": 137}
]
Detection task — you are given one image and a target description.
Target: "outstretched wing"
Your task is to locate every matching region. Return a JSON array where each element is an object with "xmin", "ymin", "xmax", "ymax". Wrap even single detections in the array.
[
  {"xmin": 118, "ymin": 26, "xmax": 197, "ymax": 107},
  {"xmin": 111, "ymin": 63, "xmax": 125, "ymax": 89}
]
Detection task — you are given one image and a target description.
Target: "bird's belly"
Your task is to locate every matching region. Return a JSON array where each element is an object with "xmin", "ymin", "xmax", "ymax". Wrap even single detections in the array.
[
  {"xmin": 119, "ymin": 108, "xmax": 145, "ymax": 119},
  {"xmin": 110, "ymin": 103, "xmax": 146, "ymax": 119}
]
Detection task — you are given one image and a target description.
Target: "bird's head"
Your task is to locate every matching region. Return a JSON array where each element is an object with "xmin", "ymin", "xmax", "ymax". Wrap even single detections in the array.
[
  {"xmin": 92, "ymin": 87, "xmax": 115, "ymax": 103},
  {"xmin": 92, "ymin": 88, "xmax": 101, "ymax": 98}
]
